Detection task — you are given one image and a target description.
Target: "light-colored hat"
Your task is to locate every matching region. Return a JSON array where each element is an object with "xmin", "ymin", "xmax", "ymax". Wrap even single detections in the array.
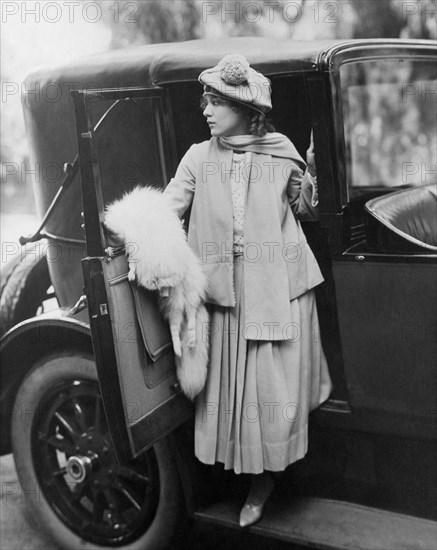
[{"xmin": 199, "ymin": 54, "xmax": 272, "ymax": 114}]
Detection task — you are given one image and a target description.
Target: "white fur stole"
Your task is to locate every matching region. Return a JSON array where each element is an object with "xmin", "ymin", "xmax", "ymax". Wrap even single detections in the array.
[{"xmin": 105, "ymin": 186, "xmax": 209, "ymax": 400}]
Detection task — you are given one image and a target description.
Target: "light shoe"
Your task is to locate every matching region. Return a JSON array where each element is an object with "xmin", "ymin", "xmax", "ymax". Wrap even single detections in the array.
[
  {"xmin": 239, "ymin": 501, "xmax": 265, "ymax": 528},
  {"xmin": 239, "ymin": 473, "xmax": 274, "ymax": 528}
]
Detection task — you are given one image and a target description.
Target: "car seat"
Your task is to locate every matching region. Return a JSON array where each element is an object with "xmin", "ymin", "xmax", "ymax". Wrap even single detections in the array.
[{"xmin": 364, "ymin": 183, "xmax": 437, "ymax": 253}]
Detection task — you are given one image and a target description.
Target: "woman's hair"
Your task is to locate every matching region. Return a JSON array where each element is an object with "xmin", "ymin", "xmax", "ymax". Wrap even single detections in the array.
[{"xmin": 200, "ymin": 86, "xmax": 275, "ymax": 137}]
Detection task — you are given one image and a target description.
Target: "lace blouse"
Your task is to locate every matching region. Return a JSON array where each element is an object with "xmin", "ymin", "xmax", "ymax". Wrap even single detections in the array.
[
  {"xmin": 229, "ymin": 152, "xmax": 250, "ymax": 251},
  {"xmin": 229, "ymin": 151, "xmax": 318, "ymax": 253}
]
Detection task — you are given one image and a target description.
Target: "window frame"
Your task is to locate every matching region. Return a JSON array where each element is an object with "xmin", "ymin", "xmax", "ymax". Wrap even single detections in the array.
[
  {"xmin": 72, "ymin": 87, "xmax": 177, "ymax": 257},
  {"xmin": 328, "ymin": 50, "xmax": 436, "ymax": 258}
]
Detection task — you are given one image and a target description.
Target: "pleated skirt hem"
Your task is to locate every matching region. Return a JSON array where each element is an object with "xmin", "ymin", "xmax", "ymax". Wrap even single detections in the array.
[{"xmin": 195, "ymin": 423, "xmax": 308, "ymax": 475}]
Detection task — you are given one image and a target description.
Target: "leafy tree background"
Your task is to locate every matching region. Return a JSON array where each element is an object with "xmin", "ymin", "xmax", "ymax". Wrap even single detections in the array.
[{"xmin": 96, "ymin": 0, "xmax": 435, "ymax": 45}]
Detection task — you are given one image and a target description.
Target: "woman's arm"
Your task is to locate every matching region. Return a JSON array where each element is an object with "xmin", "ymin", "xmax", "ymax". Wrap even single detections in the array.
[
  {"xmin": 163, "ymin": 145, "xmax": 197, "ymax": 218},
  {"xmin": 286, "ymin": 165, "xmax": 319, "ymax": 221},
  {"xmin": 159, "ymin": 146, "xmax": 197, "ymax": 298}
]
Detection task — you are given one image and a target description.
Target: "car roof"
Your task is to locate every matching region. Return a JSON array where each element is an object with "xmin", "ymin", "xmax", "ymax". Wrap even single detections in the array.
[
  {"xmin": 25, "ymin": 37, "xmax": 435, "ymax": 91},
  {"xmin": 149, "ymin": 37, "xmax": 336, "ymax": 82},
  {"xmin": 149, "ymin": 37, "xmax": 435, "ymax": 83}
]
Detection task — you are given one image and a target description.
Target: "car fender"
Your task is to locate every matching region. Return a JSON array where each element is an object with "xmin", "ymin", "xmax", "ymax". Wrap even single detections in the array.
[{"xmin": 0, "ymin": 315, "xmax": 92, "ymax": 455}]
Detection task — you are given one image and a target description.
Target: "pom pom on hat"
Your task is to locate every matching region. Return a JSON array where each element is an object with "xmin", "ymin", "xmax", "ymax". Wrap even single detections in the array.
[
  {"xmin": 199, "ymin": 53, "xmax": 272, "ymax": 113},
  {"xmin": 218, "ymin": 54, "xmax": 250, "ymax": 85}
]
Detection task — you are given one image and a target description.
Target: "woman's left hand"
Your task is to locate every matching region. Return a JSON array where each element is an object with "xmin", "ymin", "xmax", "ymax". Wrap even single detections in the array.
[{"xmin": 306, "ymin": 130, "xmax": 316, "ymax": 177}]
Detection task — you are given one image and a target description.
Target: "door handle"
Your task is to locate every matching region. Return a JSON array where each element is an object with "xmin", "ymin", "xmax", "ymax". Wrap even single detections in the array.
[{"xmin": 70, "ymin": 294, "xmax": 88, "ymax": 315}]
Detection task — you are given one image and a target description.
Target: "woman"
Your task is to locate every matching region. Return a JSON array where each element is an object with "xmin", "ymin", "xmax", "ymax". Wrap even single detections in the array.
[{"xmin": 163, "ymin": 54, "xmax": 332, "ymax": 527}]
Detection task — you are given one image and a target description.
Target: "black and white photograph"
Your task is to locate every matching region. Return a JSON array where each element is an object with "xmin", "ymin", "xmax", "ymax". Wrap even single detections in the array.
[{"xmin": 1, "ymin": 1, "xmax": 436, "ymax": 549}]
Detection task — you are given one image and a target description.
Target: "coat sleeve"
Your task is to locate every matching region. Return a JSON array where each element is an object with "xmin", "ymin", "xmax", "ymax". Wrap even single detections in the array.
[
  {"xmin": 163, "ymin": 145, "xmax": 197, "ymax": 218},
  {"xmin": 286, "ymin": 161, "xmax": 319, "ymax": 222}
]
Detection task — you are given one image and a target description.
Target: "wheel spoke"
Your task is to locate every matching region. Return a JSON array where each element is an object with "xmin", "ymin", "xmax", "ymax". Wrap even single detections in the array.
[
  {"xmin": 39, "ymin": 432, "xmax": 75, "ymax": 454},
  {"xmin": 52, "ymin": 466, "xmax": 67, "ymax": 477},
  {"xmin": 55, "ymin": 411, "xmax": 80, "ymax": 437},
  {"xmin": 116, "ymin": 465, "xmax": 149, "ymax": 484},
  {"xmin": 113, "ymin": 479, "xmax": 142, "ymax": 511},
  {"xmin": 72, "ymin": 399, "xmax": 87, "ymax": 433}
]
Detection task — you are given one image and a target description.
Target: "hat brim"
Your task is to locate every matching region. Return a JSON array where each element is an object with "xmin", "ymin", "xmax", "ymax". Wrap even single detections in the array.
[{"xmin": 202, "ymin": 89, "xmax": 266, "ymax": 116}]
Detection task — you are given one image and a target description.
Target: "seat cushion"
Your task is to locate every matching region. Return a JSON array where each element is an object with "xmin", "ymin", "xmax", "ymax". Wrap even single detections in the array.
[{"xmin": 365, "ymin": 184, "xmax": 437, "ymax": 252}]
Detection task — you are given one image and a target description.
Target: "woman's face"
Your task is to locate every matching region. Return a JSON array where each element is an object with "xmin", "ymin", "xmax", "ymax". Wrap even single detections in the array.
[{"xmin": 201, "ymin": 95, "xmax": 250, "ymax": 137}]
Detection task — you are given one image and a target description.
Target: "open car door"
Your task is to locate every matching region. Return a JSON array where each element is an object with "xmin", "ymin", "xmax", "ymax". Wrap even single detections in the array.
[{"xmin": 72, "ymin": 87, "xmax": 192, "ymax": 463}]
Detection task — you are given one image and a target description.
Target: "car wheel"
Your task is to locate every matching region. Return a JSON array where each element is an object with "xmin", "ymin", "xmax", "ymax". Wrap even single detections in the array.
[
  {"xmin": 0, "ymin": 250, "xmax": 54, "ymax": 336},
  {"xmin": 11, "ymin": 354, "xmax": 181, "ymax": 550}
]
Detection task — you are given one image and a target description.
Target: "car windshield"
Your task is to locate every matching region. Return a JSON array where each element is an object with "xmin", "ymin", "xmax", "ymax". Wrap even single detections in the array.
[{"xmin": 340, "ymin": 58, "xmax": 436, "ymax": 199}]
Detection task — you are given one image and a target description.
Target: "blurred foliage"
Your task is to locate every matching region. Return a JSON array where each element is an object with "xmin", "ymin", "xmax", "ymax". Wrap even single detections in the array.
[
  {"xmin": 96, "ymin": 0, "xmax": 436, "ymax": 46},
  {"xmin": 97, "ymin": 0, "xmax": 200, "ymax": 47},
  {"xmin": 342, "ymin": 58, "xmax": 436, "ymax": 189},
  {"xmin": 392, "ymin": 0, "xmax": 436, "ymax": 39},
  {"xmin": 352, "ymin": 0, "xmax": 403, "ymax": 38}
]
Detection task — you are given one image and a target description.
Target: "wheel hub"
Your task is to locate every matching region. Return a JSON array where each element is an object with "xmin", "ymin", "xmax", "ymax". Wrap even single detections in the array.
[{"xmin": 66, "ymin": 453, "xmax": 97, "ymax": 483}]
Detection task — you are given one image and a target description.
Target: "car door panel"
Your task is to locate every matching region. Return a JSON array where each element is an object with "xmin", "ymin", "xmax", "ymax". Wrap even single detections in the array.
[
  {"xmin": 333, "ymin": 259, "xmax": 437, "ymax": 439},
  {"xmin": 73, "ymin": 87, "xmax": 192, "ymax": 460}
]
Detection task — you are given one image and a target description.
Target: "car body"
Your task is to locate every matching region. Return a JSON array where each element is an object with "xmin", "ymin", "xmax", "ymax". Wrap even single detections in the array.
[{"xmin": 1, "ymin": 37, "xmax": 436, "ymax": 549}]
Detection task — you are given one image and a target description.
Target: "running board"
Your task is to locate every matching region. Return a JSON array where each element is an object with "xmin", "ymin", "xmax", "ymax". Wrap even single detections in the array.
[{"xmin": 194, "ymin": 496, "xmax": 437, "ymax": 550}]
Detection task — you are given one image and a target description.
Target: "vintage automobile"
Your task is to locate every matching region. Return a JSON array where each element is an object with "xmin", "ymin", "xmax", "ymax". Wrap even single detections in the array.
[{"xmin": 1, "ymin": 37, "xmax": 436, "ymax": 549}]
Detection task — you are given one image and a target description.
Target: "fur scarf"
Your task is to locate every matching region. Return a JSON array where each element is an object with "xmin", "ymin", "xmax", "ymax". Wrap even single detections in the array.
[{"xmin": 105, "ymin": 186, "xmax": 209, "ymax": 400}]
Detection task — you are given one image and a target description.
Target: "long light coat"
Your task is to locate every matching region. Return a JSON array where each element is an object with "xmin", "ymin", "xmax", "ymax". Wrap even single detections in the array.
[{"xmin": 163, "ymin": 137, "xmax": 324, "ymax": 340}]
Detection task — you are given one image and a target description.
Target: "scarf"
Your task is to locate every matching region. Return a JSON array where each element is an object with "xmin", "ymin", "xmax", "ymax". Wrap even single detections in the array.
[{"xmin": 219, "ymin": 132, "xmax": 307, "ymax": 170}]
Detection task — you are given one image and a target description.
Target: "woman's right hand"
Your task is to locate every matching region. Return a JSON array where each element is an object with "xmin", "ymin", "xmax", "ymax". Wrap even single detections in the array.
[{"xmin": 306, "ymin": 130, "xmax": 316, "ymax": 178}]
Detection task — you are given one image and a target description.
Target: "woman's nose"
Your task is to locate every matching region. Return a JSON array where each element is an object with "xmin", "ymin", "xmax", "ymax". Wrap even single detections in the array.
[{"xmin": 203, "ymin": 104, "xmax": 212, "ymax": 117}]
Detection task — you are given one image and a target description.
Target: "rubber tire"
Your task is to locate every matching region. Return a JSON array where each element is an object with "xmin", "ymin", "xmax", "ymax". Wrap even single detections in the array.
[
  {"xmin": 0, "ymin": 251, "xmax": 51, "ymax": 336},
  {"xmin": 11, "ymin": 354, "xmax": 181, "ymax": 550}
]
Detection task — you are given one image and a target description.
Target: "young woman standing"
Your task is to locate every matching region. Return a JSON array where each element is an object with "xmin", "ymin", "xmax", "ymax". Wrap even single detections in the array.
[{"xmin": 163, "ymin": 54, "xmax": 332, "ymax": 527}]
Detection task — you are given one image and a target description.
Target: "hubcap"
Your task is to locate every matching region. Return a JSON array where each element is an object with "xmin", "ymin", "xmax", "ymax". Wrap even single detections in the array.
[{"xmin": 66, "ymin": 453, "xmax": 97, "ymax": 483}]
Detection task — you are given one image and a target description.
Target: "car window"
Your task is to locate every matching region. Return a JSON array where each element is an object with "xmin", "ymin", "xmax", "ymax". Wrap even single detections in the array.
[
  {"xmin": 85, "ymin": 93, "xmax": 174, "ymax": 207},
  {"xmin": 340, "ymin": 58, "xmax": 436, "ymax": 201}
]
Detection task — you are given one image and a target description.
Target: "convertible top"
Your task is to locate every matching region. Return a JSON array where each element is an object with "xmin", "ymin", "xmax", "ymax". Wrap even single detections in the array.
[
  {"xmin": 24, "ymin": 37, "xmax": 434, "ymax": 90},
  {"xmin": 149, "ymin": 37, "xmax": 334, "ymax": 82},
  {"xmin": 26, "ymin": 37, "xmax": 328, "ymax": 91}
]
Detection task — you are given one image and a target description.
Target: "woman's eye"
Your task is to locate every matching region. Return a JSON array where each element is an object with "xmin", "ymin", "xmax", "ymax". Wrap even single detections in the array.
[{"xmin": 199, "ymin": 97, "xmax": 224, "ymax": 110}]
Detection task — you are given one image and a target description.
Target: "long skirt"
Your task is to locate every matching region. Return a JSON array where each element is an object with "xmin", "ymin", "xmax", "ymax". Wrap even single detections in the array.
[{"xmin": 194, "ymin": 254, "xmax": 332, "ymax": 474}]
